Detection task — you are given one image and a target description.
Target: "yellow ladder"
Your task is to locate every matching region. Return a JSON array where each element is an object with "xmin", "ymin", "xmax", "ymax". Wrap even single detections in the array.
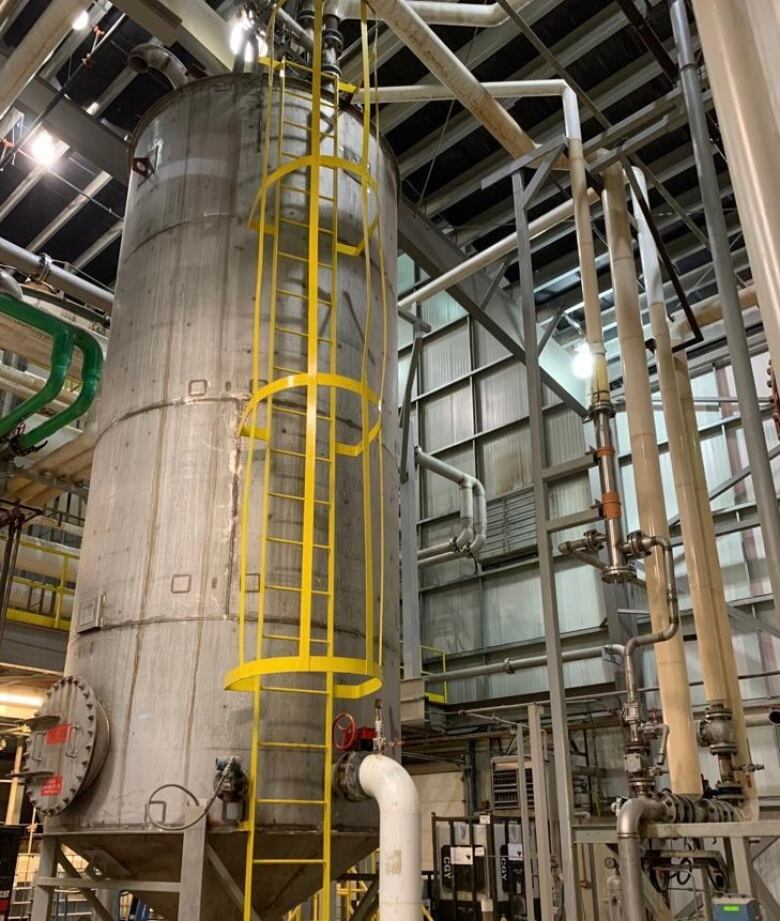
[{"xmin": 227, "ymin": 8, "xmax": 389, "ymax": 920}]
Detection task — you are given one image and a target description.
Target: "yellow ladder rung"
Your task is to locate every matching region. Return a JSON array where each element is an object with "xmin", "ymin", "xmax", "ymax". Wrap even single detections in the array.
[
  {"xmin": 268, "ymin": 491, "xmax": 332, "ymax": 508},
  {"xmin": 275, "ymin": 287, "xmax": 333, "ymax": 307},
  {"xmin": 279, "ymin": 215, "xmax": 333, "ymax": 235},
  {"xmin": 274, "ymin": 405, "xmax": 334, "ymax": 423},
  {"xmin": 269, "ymin": 448, "xmax": 332, "ymax": 463},
  {"xmin": 262, "ymin": 685, "xmax": 329, "ymax": 696},
  {"xmin": 277, "ymin": 184, "xmax": 334, "ymax": 203},
  {"xmin": 277, "ymin": 249, "xmax": 333, "ymax": 271},
  {"xmin": 266, "ymin": 536, "xmax": 331, "ymax": 550},
  {"xmin": 281, "ymin": 118, "xmax": 311, "ymax": 131},
  {"xmin": 265, "ymin": 583, "xmax": 301, "ymax": 593},
  {"xmin": 262, "ymin": 632, "xmax": 331, "ymax": 647},
  {"xmin": 257, "ymin": 798, "xmax": 326, "ymax": 806},
  {"xmin": 258, "ymin": 741, "xmax": 327, "ymax": 750},
  {"xmin": 273, "ymin": 364, "xmax": 306, "ymax": 375},
  {"xmin": 254, "ymin": 858, "xmax": 325, "ymax": 865},
  {"xmin": 275, "ymin": 324, "xmax": 307, "ymax": 338}
]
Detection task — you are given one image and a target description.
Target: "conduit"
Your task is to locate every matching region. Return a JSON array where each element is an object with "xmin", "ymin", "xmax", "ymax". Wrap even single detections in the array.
[
  {"xmin": 340, "ymin": 0, "xmax": 532, "ymax": 29},
  {"xmin": 415, "ymin": 447, "xmax": 486, "ymax": 566},
  {"xmin": 0, "ymin": 0, "xmax": 85, "ymax": 120},
  {"xmin": 0, "ymin": 237, "xmax": 113, "ymax": 315},
  {"xmin": 632, "ymin": 169, "xmax": 755, "ymax": 807},
  {"xmin": 602, "ymin": 163, "xmax": 701, "ymax": 796}
]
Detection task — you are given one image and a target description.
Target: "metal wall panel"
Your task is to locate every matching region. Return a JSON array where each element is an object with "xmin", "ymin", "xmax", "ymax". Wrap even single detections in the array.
[
  {"xmin": 422, "ymin": 291, "xmax": 466, "ymax": 329},
  {"xmin": 422, "ymin": 581, "xmax": 481, "ymax": 654},
  {"xmin": 479, "ymin": 425, "xmax": 532, "ymax": 496},
  {"xmin": 421, "ymin": 322, "xmax": 472, "ymax": 391},
  {"xmin": 482, "ymin": 568, "xmax": 543, "ymax": 647},
  {"xmin": 477, "ymin": 364, "xmax": 528, "ymax": 429},
  {"xmin": 423, "ymin": 384, "xmax": 474, "ymax": 452}
]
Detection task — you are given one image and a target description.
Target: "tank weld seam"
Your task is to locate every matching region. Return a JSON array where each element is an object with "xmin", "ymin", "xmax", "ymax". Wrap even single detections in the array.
[{"xmin": 96, "ymin": 395, "xmax": 249, "ymax": 447}]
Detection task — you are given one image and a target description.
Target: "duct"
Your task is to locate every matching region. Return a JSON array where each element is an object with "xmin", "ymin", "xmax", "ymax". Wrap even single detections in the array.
[
  {"xmin": 355, "ymin": 0, "xmax": 536, "ymax": 160},
  {"xmin": 423, "ymin": 644, "xmax": 604, "ymax": 686},
  {"xmin": 0, "ymin": 269, "xmax": 23, "ymax": 301},
  {"xmin": 671, "ymin": 0, "xmax": 780, "ymax": 628},
  {"xmin": 414, "ymin": 447, "xmax": 486, "ymax": 565},
  {"xmin": 690, "ymin": 0, "xmax": 780, "ymax": 378},
  {"xmin": 633, "ymin": 168, "xmax": 755, "ymax": 806},
  {"xmin": 0, "ymin": 0, "xmax": 85, "ymax": 121},
  {"xmin": 340, "ymin": 0, "xmax": 531, "ymax": 28},
  {"xmin": 338, "ymin": 753, "xmax": 421, "ymax": 921},
  {"xmin": 602, "ymin": 162, "xmax": 701, "ymax": 796},
  {"xmin": 127, "ymin": 43, "xmax": 189, "ymax": 89},
  {"xmin": 0, "ymin": 237, "xmax": 113, "ymax": 315}
]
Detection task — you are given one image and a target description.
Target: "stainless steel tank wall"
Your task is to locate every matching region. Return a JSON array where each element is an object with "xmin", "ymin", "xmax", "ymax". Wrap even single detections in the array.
[{"xmin": 52, "ymin": 73, "xmax": 399, "ymax": 917}]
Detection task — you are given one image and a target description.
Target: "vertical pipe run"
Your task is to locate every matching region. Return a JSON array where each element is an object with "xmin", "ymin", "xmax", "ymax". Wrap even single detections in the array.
[
  {"xmin": 601, "ymin": 163, "xmax": 702, "ymax": 796},
  {"xmin": 671, "ymin": 0, "xmax": 780, "ymax": 627},
  {"xmin": 632, "ymin": 169, "xmax": 756, "ymax": 806},
  {"xmin": 690, "ymin": 0, "xmax": 780, "ymax": 376}
]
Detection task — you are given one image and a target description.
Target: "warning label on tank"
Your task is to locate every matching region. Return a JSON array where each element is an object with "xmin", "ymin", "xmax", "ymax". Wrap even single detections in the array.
[
  {"xmin": 40, "ymin": 776, "xmax": 63, "ymax": 797},
  {"xmin": 45, "ymin": 724, "xmax": 71, "ymax": 745}
]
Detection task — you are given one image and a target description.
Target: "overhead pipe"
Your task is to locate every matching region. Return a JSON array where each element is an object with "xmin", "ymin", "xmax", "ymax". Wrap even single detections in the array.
[
  {"xmin": 632, "ymin": 168, "xmax": 755, "ymax": 807},
  {"xmin": 127, "ymin": 43, "xmax": 189, "ymax": 89},
  {"xmin": 0, "ymin": 237, "xmax": 113, "ymax": 315},
  {"xmin": 689, "ymin": 0, "xmax": 780, "ymax": 377},
  {"xmin": 601, "ymin": 163, "xmax": 702, "ymax": 796},
  {"xmin": 0, "ymin": 0, "xmax": 85, "ymax": 120},
  {"xmin": 415, "ymin": 447, "xmax": 486, "ymax": 565},
  {"xmin": 0, "ymin": 268, "xmax": 23, "ymax": 301},
  {"xmin": 337, "ymin": 753, "xmax": 420, "ymax": 921},
  {"xmin": 340, "ymin": 0, "xmax": 532, "ymax": 29},
  {"xmin": 670, "ymin": 285, "xmax": 757, "ymax": 342},
  {"xmin": 352, "ymin": 0, "xmax": 537, "ymax": 160},
  {"xmin": 671, "ymin": 0, "xmax": 780, "ymax": 627},
  {"xmin": 423, "ymin": 644, "xmax": 604, "ymax": 686}
]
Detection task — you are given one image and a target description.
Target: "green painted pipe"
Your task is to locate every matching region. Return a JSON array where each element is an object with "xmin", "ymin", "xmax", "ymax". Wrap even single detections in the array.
[
  {"xmin": 0, "ymin": 293, "xmax": 76, "ymax": 440},
  {"xmin": 16, "ymin": 327, "xmax": 103, "ymax": 451}
]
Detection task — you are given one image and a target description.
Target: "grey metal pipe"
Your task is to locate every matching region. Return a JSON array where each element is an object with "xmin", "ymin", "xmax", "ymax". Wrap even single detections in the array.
[
  {"xmin": 0, "ymin": 236, "xmax": 113, "ymax": 314},
  {"xmin": 128, "ymin": 43, "xmax": 189, "ymax": 89},
  {"xmin": 671, "ymin": 0, "xmax": 780, "ymax": 627},
  {"xmin": 423, "ymin": 644, "xmax": 604, "ymax": 685},
  {"xmin": 339, "ymin": 0, "xmax": 533, "ymax": 28},
  {"xmin": 0, "ymin": 268, "xmax": 22, "ymax": 301},
  {"xmin": 616, "ymin": 795, "xmax": 667, "ymax": 921}
]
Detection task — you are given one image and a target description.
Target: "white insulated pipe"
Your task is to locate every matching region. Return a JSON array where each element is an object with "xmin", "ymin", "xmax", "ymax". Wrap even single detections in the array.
[
  {"xmin": 670, "ymin": 285, "xmax": 758, "ymax": 343},
  {"xmin": 0, "ymin": 0, "xmax": 85, "ymax": 120},
  {"xmin": 691, "ymin": 0, "xmax": 780, "ymax": 379},
  {"xmin": 340, "ymin": 0, "xmax": 532, "ymax": 28},
  {"xmin": 357, "ymin": 0, "xmax": 536, "ymax": 160},
  {"xmin": 632, "ymin": 168, "xmax": 755, "ymax": 806},
  {"xmin": 602, "ymin": 163, "xmax": 702, "ymax": 796},
  {"xmin": 357, "ymin": 755, "xmax": 421, "ymax": 921}
]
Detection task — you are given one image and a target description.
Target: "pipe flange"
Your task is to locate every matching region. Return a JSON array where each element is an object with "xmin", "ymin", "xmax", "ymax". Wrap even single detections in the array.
[{"xmin": 335, "ymin": 751, "xmax": 368, "ymax": 802}]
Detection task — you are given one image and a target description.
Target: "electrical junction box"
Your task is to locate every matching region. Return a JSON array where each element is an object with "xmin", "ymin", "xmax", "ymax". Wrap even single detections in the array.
[{"xmin": 712, "ymin": 897, "xmax": 759, "ymax": 921}]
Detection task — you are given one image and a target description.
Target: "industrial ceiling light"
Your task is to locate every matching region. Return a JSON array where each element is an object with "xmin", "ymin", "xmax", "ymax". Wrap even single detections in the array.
[
  {"xmin": 72, "ymin": 8, "xmax": 90, "ymax": 30},
  {"xmin": 30, "ymin": 130, "xmax": 60, "ymax": 168},
  {"xmin": 571, "ymin": 341, "xmax": 594, "ymax": 380}
]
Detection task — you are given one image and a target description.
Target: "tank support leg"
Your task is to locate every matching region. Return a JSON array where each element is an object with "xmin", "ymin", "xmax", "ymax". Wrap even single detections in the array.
[
  {"xmin": 177, "ymin": 808, "xmax": 208, "ymax": 920},
  {"xmin": 30, "ymin": 836, "xmax": 57, "ymax": 921}
]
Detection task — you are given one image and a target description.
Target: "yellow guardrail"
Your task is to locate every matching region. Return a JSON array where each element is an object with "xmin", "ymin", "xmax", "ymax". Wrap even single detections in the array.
[
  {"xmin": 420, "ymin": 644, "xmax": 448, "ymax": 704},
  {"xmin": 6, "ymin": 538, "xmax": 76, "ymax": 632}
]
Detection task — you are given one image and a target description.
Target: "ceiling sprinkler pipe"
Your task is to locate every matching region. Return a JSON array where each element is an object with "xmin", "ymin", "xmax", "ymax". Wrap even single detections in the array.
[{"xmin": 128, "ymin": 43, "xmax": 189, "ymax": 89}]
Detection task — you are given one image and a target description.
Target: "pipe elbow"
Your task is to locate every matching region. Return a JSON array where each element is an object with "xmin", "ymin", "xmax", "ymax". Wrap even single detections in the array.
[
  {"xmin": 129, "ymin": 43, "xmax": 189, "ymax": 89},
  {"xmin": 358, "ymin": 754, "xmax": 420, "ymax": 818},
  {"xmin": 616, "ymin": 795, "xmax": 665, "ymax": 839},
  {"xmin": 0, "ymin": 269, "xmax": 23, "ymax": 302}
]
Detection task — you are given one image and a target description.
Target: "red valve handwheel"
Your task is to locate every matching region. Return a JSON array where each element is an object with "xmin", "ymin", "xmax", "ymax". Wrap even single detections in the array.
[{"xmin": 333, "ymin": 712, "xmax": 357, "ymax": 751}]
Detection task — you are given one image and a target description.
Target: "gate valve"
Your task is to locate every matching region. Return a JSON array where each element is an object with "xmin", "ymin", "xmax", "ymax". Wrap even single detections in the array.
[{"xmin": 332, "ymin": 712, "xmax": 375, "ymax": 752}]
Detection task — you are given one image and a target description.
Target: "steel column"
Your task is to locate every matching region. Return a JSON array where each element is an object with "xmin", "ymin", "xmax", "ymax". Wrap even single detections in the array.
[{"xmin": 512, "ymin": 169, "xmax": 578, "ymax": 920}]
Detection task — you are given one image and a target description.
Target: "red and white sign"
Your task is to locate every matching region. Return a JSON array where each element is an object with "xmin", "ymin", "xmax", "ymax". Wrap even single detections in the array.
[
  {"xmin": 45, "ymin": 723, "xmax": 72, "ymax": 746},
  {"xmin": 40, "ymin": 775, "xmax": 63, "ymax": 797}
]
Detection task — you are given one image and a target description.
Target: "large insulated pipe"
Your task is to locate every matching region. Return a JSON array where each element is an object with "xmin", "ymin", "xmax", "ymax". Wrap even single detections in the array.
[
  {"xmin": 127, "ymin": 43, "xmax": 189, "ymax": 89},
  {"xmin": 601, "ymin": 163, "xmax": 701, "ymax": 796},
  {"xmin": 0, "ymin": 0, "xmax": 85, "ymax": 120},
  {"xmin": 671, "ymin": 285, "xmax": 758, "ymax": 342},
  {"xmin": 632, "ymin": 169, "xmax": 755, "ymax": 806},
  {"xmin": 423, "ymin": 644, "xmax": 605, "ymax": 686},
  {"xmin": 674, "ymin": 355, "xmax": 758, "ymax": 814},
  {"xmin": 339, "ymin": 754, "xmax": 421, "ymax": 921},
  {"xmin": 340, "ymin": 0, "xmax": 532, "ymax": 29},
  {"xmin": 0, "ymin": 237, "xmax": 113, "ymax": 315},
  {"xmin": 689, "ymin": 0, "xmax": 780, "ymax": 376},
  {"xmin": 356, "ymin": 0, "xmax": 536, "ymax": 160},
  {"xmin": 671, "ymin": 0, "xmax": 780, "ymax": 627}
]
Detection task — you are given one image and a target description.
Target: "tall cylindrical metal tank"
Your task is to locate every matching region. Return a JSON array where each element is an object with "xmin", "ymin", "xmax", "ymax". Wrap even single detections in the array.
[{"xmin": 37, "ymin": 72, "xmax": 399, "ymax": 919}]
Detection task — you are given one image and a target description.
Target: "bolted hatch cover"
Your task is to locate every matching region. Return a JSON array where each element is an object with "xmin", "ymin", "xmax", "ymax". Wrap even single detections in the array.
[{"xmin": 24, "ymin": 675, "xmax": 109, "ymax": 816}]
